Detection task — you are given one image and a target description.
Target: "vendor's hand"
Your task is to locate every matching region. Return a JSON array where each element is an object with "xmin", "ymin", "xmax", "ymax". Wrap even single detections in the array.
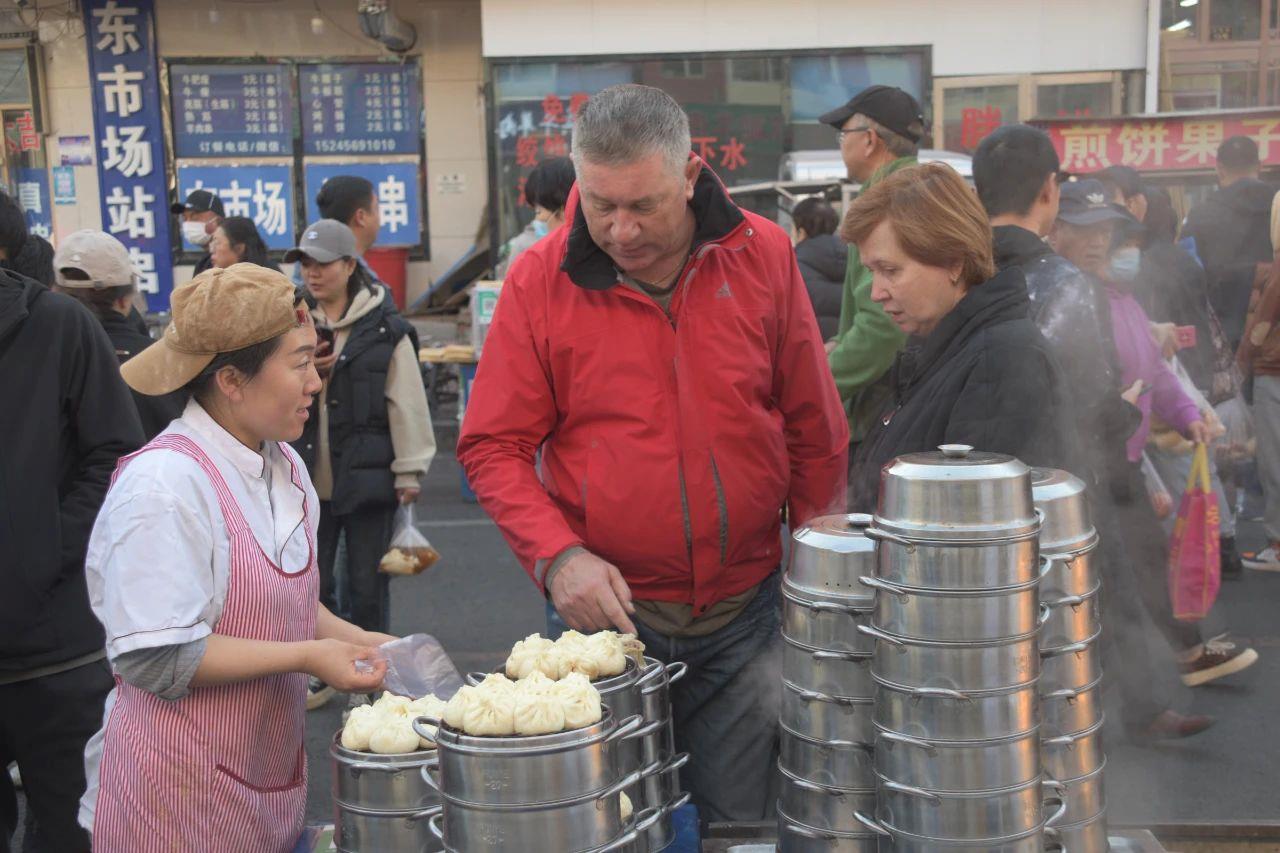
[
  {"xmin": 314, "ymin": 347, "xmax": 338, "ymax": 378},
  {"xmin": 303, "ymin": 638, "xmax": 386, "ymax": 692},
  {"xmin": 1186, "ymin": 420, "xmax": 1210, "ymax": 445},
  {"xmin": 549, "ymin": 551, "xmax": 637, "ymax": 634},
  {"xmin": 1121, "ymin": 379, "xmax": 1144, "ymax": 406},
  {"xmin": 396, "ymin": 487, "xmax": 420, "ymax": 505}
]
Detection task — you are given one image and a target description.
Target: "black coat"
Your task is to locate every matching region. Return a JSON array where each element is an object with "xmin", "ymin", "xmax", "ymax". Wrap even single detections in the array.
[
  {"xmin": 98, "ymin": 310, "xmax": 187, "ymax": 440},
  {"xmin": 794, "ymin": 233, "xmax": 847, "ymax": 340},
  {"xmin": 850, "ymin": 267, "xmax": 1075, "ymax": 512},
  {"xmin": 1181, "ymin": 178, "xmax": 1276, "ymax": 349},
  {"xmin": 0, "ymin": 271, "xmax": 144, "ymax": 675},
  {"xmin": 292, "ymin": 294, "xmax": 418, "ymax": 516}
]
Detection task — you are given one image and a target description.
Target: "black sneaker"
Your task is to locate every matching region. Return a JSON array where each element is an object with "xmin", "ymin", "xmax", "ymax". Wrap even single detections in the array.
[
  {"xmin": 307, "ymin": 677, "xmax": 335, "ymax": 711},
  {"xmin": 1180, "ymin": 636, "xmax": 1259, "ymax": 687}
]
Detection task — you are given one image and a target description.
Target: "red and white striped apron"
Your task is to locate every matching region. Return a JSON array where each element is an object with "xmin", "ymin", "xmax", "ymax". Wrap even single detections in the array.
[{"xmin": 92, "ymin": 433, "xmax": 318, "ymax": 853}]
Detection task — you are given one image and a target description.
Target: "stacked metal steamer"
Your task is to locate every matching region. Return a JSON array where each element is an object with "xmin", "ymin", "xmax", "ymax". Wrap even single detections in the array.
[
  {"xmin": 429, "ymin": 658, "xmax": 691, "ymax": 853},
  {"xmin": 1033, "ymin": 468, "xmax": 1110, "ymax": 852},
  {"xmin": 330, "ymin": 732, "xmax": 444, "ymax": 852},
  {"xmin": 776, "ymin": 513, "xmax": 880, "ymax": 851},
  {"xmin": 852, "ymin": 445, "xmax": 1068, "ymax": 852}
]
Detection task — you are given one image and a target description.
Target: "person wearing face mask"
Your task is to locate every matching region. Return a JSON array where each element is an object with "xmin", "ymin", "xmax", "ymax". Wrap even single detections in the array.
[
  {"xmin": 285, "ymin": 220, "xmax": 435, "ymax": 710},
  {"xmin": 171, "ymin": 189, "xmax": 226, "ymax": 277},
  {"xmin": 496, "ymin": 157, "xmax": 577, "ymax": 278},
  {"xmin": 1100, "ymin": 204, "xmax": 1259, "ymax": 689}
]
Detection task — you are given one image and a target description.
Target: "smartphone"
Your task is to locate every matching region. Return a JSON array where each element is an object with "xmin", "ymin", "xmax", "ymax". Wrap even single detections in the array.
[
  {"xmin": 316, "ymin": 326, "xmax": 335, "ymax": 353},
  {"xmin": 1175, "ymin": 325, "xmax": 1197, "ymax": 350}
]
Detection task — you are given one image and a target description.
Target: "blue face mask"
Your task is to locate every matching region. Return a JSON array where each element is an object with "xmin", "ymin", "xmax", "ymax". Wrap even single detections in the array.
[
  {"xmin": 531, "ymin": 218, "xmax": 549, "ymax": 238},
  {"xmin": 1109, "ymin": 246, "xmax": 1141, "ymax": 283}
]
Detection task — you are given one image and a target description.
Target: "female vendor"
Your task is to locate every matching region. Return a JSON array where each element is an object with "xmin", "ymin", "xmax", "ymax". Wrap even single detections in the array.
[{"xmin": 78, "ymin": 264, "xmax": 392, "ymax": 851}]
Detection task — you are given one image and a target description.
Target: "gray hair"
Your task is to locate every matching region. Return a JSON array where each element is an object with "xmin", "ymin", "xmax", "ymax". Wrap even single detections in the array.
[
  {"xmin": 571, "ymin": 84, "xmax": 691, "ymax": 176},
  {"xmin": 856, "ymin": 113, "xmax": 920, "ymax": 158}
]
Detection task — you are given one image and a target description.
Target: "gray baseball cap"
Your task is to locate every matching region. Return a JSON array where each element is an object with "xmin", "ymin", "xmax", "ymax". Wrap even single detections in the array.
[
  {"xmin": 284, "ymin": 219, "xmax": 358, "ymax": 264},
  {"xmin": 53, "ymin": 230, "xmax": 137, "ymax": 289}
]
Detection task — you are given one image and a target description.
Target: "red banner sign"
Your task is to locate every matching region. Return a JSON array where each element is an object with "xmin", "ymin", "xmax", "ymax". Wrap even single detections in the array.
[{"xmin": 1037, "ymin": 110, "xmax": 1280, "ymax": 173}]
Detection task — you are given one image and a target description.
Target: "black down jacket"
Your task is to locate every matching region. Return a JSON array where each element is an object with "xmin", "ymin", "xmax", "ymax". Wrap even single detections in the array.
[
  {"xmin": 850, "ymin": 266, "xmax": 1076, "ymax": 512},
  {"xmin": 794, "ymin": 233, "xmax": 847, "ymax": 340}
]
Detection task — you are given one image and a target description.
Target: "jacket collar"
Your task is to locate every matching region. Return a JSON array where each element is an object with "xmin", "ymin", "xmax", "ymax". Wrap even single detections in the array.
[
  {"xmin": 560, "ymin": 156, "xmax": 746, "ymax": 291},
  {"xmin": 992, "ymin": 225, "xmax": 1055, "ymax": 270},
  {"xmin": 894, "ymin": 267, "xmax": 1032, "ymax": 393},
  {"xmin": 864, "ymin": 156, "xmax": 917, "ymax": 190},
  {"xmin": 182, "ymin": 398, "xmax": 268, "ymax": 480}
]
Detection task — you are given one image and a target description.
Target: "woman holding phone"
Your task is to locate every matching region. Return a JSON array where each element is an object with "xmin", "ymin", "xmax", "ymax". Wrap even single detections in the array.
[
  {"xmin": 80, "ymin": 264, "xmax": 392, "ymax": 850},
  {"xmin": 285, "ymin": 220, "xmax": 436, "ymax": 710}
]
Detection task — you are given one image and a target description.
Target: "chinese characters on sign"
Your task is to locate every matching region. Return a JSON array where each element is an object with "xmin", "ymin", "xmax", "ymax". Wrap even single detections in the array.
[
  {"xmin": 83, "ymin": 0, "xmax": 174, "ymax": 304},
  {"xmin": 16, "ymin": 168, "xmax": 51, "ymax": 238},
  {"xmin": 303, "ymin": 162, "xmax": 421, "ymax": 247},
  {"xmin": 300, "ymin": 63, "xmax": 421, "ymax": 155},
  {"xmin": 1040, "ymin": 111, "xmax": 1280, "ymax": 173},
  {"xmin": 170, "ymin": 64, "xmax": 293, "ymax": 157},
  {"xmin": 176, "ymin": 165, "xmax": 295, "ymax": 250}
]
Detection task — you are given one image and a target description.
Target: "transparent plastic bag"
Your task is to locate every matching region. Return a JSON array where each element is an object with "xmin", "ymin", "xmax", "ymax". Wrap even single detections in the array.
[
  {"xmin": 357, "ymin": 633, "xmax": 465, "ymax": 700},
  {"xmin": 378, "ymin": 503, "xmax": 440, "ymax": 575},
  {"xmin": 1214, "ymin": 394, "xmax": 1255, "ymax": 462},
  {"xmin": 1141, "ymin": 452, "xmax": 1174, "ymax": 519}
]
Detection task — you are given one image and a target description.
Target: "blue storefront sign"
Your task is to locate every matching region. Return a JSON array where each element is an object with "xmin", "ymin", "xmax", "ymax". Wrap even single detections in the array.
[
  {"xmin": 83, "ymin": 0, "xmax": 174, "ymax": 306},
  {"xmin": 170, "ymin": 63, "xmax": 294, "ymax": 158},
  {"xmin": 15, "ymin": 167, "xmax": 51, "ymax": 238},
  {"xmin": 299, "ymin": 63, "xmax": 421, "ymax": 156},
  {"xmin": 303, "ymin": 162, "xmax": 421, "ymax": 247},
  {"xmin": 176, "ymin": 164, "xmax": 295, "ymax": 250}
]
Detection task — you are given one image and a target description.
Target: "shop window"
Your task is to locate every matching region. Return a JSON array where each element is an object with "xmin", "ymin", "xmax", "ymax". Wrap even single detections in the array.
[
  {"xmin": 1210, "ymin": 0, "xmax": 1262, "ymax": 39},
  {"xmin": 1035, "ymin": 82, "xmax": 1114, "ymax": 119},
  {"xmin": 940, "ymin": 84, "xmax": 1019, "ymax": 155},
  {"xmin": 729, "ymin": 57, "xmax": 783, "ymax": 83},
  {"xmin": 1169, "ymin": 60, "xmax": 1262, "ymax": 107},
  {"xmin": 0, "ymin": 49, "xmax": 31, "ymax": 104},
  {"xmin": 1161, "ymin": 0, "xmax": 1200, "ymax": 36},
  {"xmin": 661, "ymin": 59, "xmax": 704, "ymax": 79}
]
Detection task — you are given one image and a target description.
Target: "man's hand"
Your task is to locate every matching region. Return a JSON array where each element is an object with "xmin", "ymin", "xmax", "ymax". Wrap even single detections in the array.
[
  {"xmin": 1186, "ymin": 419, "xmax": 1210, "ymax": 445},
  {"xmin": 396, "ymin": 487, "xmax": 420, "ymax": 505},
  {"xmin": 549, "ymin": 551, "xmax": 636, "ymax": 634}
]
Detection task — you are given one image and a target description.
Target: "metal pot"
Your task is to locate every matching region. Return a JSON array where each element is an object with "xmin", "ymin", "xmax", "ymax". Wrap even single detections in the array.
[
  {"xmin": 1053, "ymin": 759, "xmax": 1106, "ymax": 825},
  {"xmin": 635, "ymin": 717, "xmax": 679, "ymax": 816},
  {"xmin": 331, "ymin": 732, "xmax": 440, "ymax": 813},
  {"xmin": 1040, "ymin": 631, "xmax": 1104, "ymax": 693},
  {"xmin": 778, "ymin": 763, "xmax": 876, "ymax": 834},
  {"xmin": 777, "ymin": 801, "xmax": 878, "ymax": 853},
  {"xmin": 874, "ymin": 726, "xmax": 1042, "ymax": 792},
  {"xmin": 1046, "ymin": 807, "xmax": 1109, "ymax": 853},
  {"xmin": 862, "ymin": 575, "xmax": 1043, "ymax": 643},
  {"xmin": 628, "ymin": 791, "xmax": 690, "ymax": 853},
  {"xmin": 1040, "ymin": 584, "xmax": 1102, "ymax": 649},
  {"xmin": 852, "ymin": 814, "xmax": 1063, "ymax": 853},
  {"xmin": 873, "ymin": 677, "xmax": 1040, "ymax": 742},
  {"xmin": 782, "ymin": 578, "xmax": 875, "ymax": 654},
  {"xmin": 783, "ymin": 637, "xmax": 874, "ymax": 698},
  {"xmin": 1039, "ymin": 543, "xmax": 1101, "ymax": 600},
  {"xmin": 334, "ymin": 802, "xmax": 443, "ymax": 853},
  {"xmin": 779, "ymin": 723, "xmax": 875, "ymax": 790},
  {"xmin": 1042, "ymin": 718, "xmax": 1106, "ymax": 783},
  {"xmin": 637, "ymin": 657, "xmax": 687, "ymax": 723},
  {"xmin": 874, "ymin": 445, "xmax": 1039, "ymax": 542},
  {"xmin": 861, "ymin": 625, "xmax": 1040, "ymax": 692},
  {"xmin": 424, "ymin": 760, "xmax": 664, "ymax": 853},
  {"xmin": 872, "ymin": 532, "xmax": 1040, "ymax": 592},
  {"xmin": 789, "ymin": 513, "xmax": 878, "ymax": 599},
  {"xmin": 1031, "ymin": 468, "xmax": 1096, "ymax": 552},
  {"xmin": 872, "ymin": 774, "xmax": 1066, "ymax": 841},
  {"xmin": 1040, "ymin": 678, "xmax": 1103, "ymax": 740},
  {"xmin": 781, "ymin": 680, "xmax": 875, "ymax": 743},
  {"xmin": 419, "ymin": 709, "xmax": 644, "ymax": 806}
]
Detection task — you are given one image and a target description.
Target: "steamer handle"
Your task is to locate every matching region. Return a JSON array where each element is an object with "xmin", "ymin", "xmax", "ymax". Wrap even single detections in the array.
[
  {"xmin": 407, "ymin": 803, "xmax": 442, "ymax": 823},
  {"xmin": 858, "ymin": 575, "xmax": 912, "ymax": 598},
  {"xmin": 879, "ymin": 779, "xmax": 943, "ymax": 803},
  {"xmin": 412, "ymin": 715, "xmax": 443, "ymax": 743},
  {"xmin": 464, "ymin": 671, "xmax": 486, "ymax": 686},
  {"xmin": 905, "ymin": 686, "xmax": 970, "ymax": 701},
  {"xmin": 877, "ymin": 730, "xmax": 938, "ymax": 755},
  {"xmin": 418, "ymin": 753, "xmax": 441, "ymax": 794},
  {"xmin": 603, "ymin": 714, "xmax": 644, "ymax": 744},
  {"xmin": 782, "ymin": 821, "xmax": 842, "ymax": 841},
  {"xmin": 852, "ymin": 811, "xmax": 892, "ymax": 837},
  {"xmin": 856, "ymin": 623, "xmax": 906, "ymax": 646},
  {"xmin": 1043, "ymin": 778, "xmax": 1069, "ymax": 829},
  {"xmin": 427, "ymin": 813, "xmax": 445, "ymax": 842},
  {"xmin": 863, "ymin": 526, "xmax": 917, "ymax": 552},
  {"xmin": 793, "ymin": 687, "xmax": 862, "ymax": 707},
  {"xmin": 633, "ymin": 659, "xmax": 665, "ymax": 689},
  {"xmin": 622, "ymin": 718, "xmax": 667, "ymax": 741},
  {"xmin": 787, "ymin": 775, "xmax": 848, "ymax": 798}
]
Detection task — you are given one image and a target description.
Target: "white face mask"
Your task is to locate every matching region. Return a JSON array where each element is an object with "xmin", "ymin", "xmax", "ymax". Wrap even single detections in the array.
[{"xmin": 182, "ymin": 220, "xmax": 213, "ymax": 247}]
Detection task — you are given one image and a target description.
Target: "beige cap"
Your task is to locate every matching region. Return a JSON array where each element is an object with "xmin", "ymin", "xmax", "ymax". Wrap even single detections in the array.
[
  {"xmin": 53, "ymin": 230, "xmax": 137, "ymax": 289},
  {"xmin": 122, "ymin": 263, "xmax": 309, "ymax": 396}
]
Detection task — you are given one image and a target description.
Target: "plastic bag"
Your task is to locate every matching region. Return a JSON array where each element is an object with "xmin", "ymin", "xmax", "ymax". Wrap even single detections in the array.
[
  {"xmin": 1140, "ymin": 453, "xmax": 1174, "ymax": 519},
  {"xmin": 1213, "ymin": 394, "xmax": 1255, "ymax": 463},
  {"xmin": 1167, "ymin": 444, "xmax": 1222, "ymax": 622},
  {"xmin": 358, "ymin": 633, "xmax": 465, "ymax": 700},
  {"xmin": 379, "ymin": 503, "xmax": 440, "ymax": 575}
]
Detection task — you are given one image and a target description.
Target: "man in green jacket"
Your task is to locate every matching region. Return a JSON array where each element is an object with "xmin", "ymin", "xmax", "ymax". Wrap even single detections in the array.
[{"xmin": 820, "ymin": 86, "xmax": 924, "ymax": 445}]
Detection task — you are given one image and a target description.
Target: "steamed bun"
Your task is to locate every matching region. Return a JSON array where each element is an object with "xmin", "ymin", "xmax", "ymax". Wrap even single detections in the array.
[
  {"xmin": 339, "ymin": 704, "xmax": 380, "ymax": 751},
  {"xmin": 369, "ymin": 720, "xmax": 422, "ymax": 754},
  {"xmin": 553, "ymin": 672, "xmax": 603, "ymax": 729}
]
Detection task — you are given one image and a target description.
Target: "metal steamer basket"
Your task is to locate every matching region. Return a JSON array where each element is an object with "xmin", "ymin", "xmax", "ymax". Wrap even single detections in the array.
[
  {"xmin": 634, "ymin": 657, "xmax": 689, "ymax": 852},
  {"xmin": 330, "ymin": 734, "xmax": 443, "ymax": 853}
]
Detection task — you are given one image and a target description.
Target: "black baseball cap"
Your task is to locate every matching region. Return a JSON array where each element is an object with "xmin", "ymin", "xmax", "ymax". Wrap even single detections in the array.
[
  {"xmin": 170, "ymin": 189, "xmax": 225, "ymax": 217},
  {"xmin": 819, "ymin": 85, "xmax": 924, "ymax": 143},
  {"xmin": 1057, "ymin": 179, "xmax": 1134, "ymax": 227}
]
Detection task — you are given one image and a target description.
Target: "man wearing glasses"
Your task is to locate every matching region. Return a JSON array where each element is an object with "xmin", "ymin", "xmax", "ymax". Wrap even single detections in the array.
[{"xmin": 819, "ymin": 86, "xmax": 924, "ymax": 462}]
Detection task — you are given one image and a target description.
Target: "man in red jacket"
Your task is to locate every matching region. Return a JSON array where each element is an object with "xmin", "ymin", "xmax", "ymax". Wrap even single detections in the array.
[{"xmin": 458, "ymin": 84, "xmax": 848, "ymax": 820}]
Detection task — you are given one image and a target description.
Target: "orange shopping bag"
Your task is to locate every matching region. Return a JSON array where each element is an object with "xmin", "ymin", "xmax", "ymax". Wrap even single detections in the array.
[{"xmin": 1167, "ymin": 443, "xmax": 1221, "ymax": 621}]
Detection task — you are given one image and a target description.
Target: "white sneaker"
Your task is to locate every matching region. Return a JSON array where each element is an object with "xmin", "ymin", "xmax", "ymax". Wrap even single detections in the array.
[
  {"xmin": 306, "ymin": 676, "xmax": 335, "ymax": 711},
  {"xmin": 1242, "ymin": 543, "xmax": 1280, "ymax": 571}
]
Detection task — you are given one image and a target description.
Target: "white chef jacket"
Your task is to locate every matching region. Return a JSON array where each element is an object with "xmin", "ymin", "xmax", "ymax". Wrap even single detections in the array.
[{"xmin": 80, "ymin": 399, "xmax": 319, "ymax": 829}]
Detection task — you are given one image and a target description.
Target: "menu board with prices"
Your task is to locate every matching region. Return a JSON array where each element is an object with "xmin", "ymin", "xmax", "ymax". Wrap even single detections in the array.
[
  {"xmin": 176, "ymin": 164, "xmax": 295, "ymax": 251},
  {"xmin": 299, "ymin": 63, "xmax": 420, "ymax": 156},
  {"xmin": 171, "ymin": 63, "xmax": 294, "ymax": 158},
  {"xmin": 303, "ymin": 162, "xmax": 421, "ymax": 247}
]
